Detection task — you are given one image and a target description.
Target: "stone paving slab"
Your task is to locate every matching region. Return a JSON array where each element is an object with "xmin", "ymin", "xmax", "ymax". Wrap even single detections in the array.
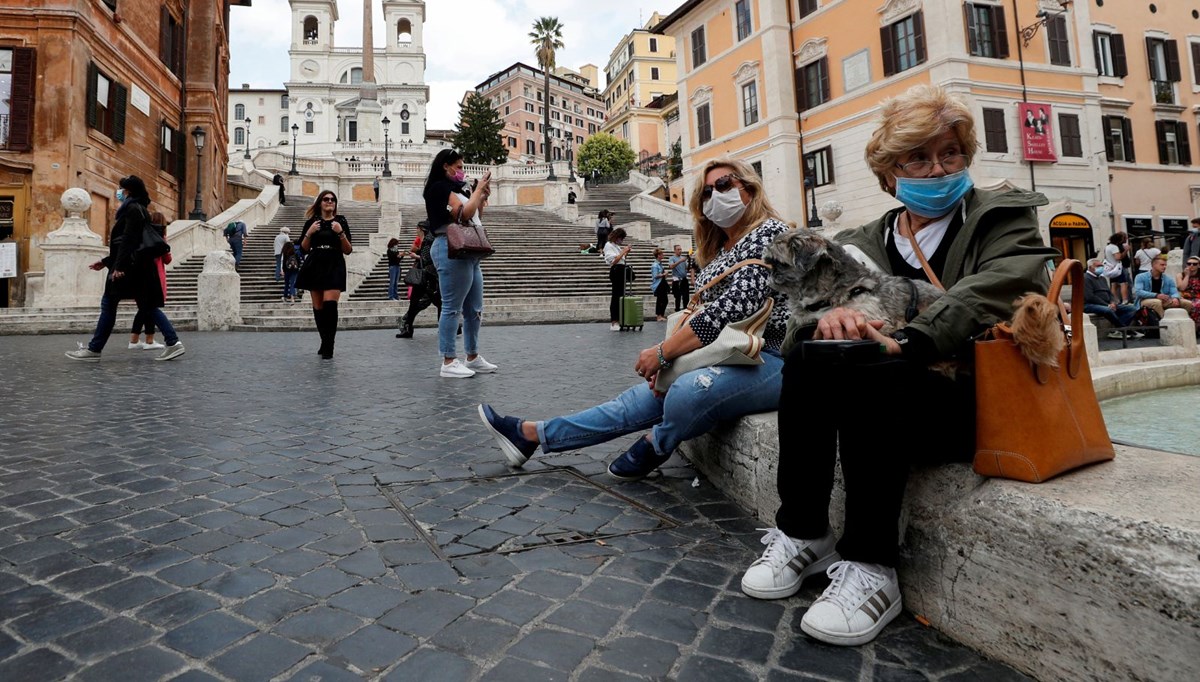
[{"xmin": 0, "ymin": 325, "xmax": 1028, "ymax": 680}]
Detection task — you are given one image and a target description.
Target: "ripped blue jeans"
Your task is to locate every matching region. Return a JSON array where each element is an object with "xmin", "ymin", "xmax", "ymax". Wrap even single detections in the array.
[
  {"xmin": 431, "ymin": 235, "xmax": 484, "ymax": 357},
  {"xmin": 537, "ymin": 351, "xmax": 784, "ymax": 457}
]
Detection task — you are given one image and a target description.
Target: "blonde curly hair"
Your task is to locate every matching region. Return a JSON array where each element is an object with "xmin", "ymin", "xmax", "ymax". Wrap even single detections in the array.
[
  {"xmin": 688, "ymin": 157, "xmax": 782, "ymax": 267},
  {"xmin": 864, "ymin": 85, "xmax": 980, "ymax": 193}
]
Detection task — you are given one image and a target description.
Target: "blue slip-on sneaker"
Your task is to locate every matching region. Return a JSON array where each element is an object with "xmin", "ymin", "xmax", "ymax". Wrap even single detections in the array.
[
  {"xmin": 607, "ymin": 437, "xmax": 670, "ymax": 481},
  {"xmin": 478, "ymin": 404, "xmax": 537, "ymax": 468}
]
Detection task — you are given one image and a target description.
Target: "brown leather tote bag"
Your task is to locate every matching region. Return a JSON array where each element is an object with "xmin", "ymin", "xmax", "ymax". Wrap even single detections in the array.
[
  {"xmin": 973, "ymin": 259, "xmax": 1115, "ymax": 482},
  {"xmin": 445, "ymin": 219, "xmax": 495, "ymax": 260}
]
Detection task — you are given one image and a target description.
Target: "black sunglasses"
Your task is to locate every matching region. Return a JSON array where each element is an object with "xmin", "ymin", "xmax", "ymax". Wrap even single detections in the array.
[
  {"xmin": 700, "ymin": 174, "xmax": 739, "ymax": 200},
  {"xmin": 321, "ymin": 197, "xmax": 336, "ymax": 202}
]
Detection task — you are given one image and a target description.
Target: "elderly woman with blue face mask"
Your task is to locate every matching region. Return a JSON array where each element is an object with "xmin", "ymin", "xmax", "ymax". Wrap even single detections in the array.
[
  {"xmin": 739, "ymin": 85, "xmax": 1059, "ymax": 648},
  {"xmin": 478, "ymin": 157, "xmax": 791, "ymax": 481}
]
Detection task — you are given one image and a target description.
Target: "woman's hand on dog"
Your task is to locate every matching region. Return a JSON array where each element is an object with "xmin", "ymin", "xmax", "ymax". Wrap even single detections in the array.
[{"xmin": 816, "ymin": 307, "xmax": 902, "ymax": 355}]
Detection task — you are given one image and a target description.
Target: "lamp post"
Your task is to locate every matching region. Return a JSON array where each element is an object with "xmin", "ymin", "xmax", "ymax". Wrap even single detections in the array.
[
  {"xmin": 546, "ymin": 125, "xmax": 557, "ymax": 181},
  {"xmin": 242, "ymin": 117, "xmax": 251, "ymax": 159},
  {"xmin": 188, "ymin": 126, "xmax": 207, "ymax": 221},
  {"xmin": 566, "ymin": 138, "xmax": 576, "ymax": 182},
  {"xmin": 381, "ymin": 116, "xmax": 392, "ymax": 177},
  {"xmin": 288, "ymin": 123, "xmax": 299, "ymax": 175},
  {"xmin": 805, "ymin": 155, "xmax": 822, "ymax": 228}
]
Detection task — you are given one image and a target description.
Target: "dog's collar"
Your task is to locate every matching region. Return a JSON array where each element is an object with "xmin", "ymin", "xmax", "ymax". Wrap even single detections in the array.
[
  {"xmin": 805, "ymin": 300, "xmax": 830, "ymax": 312},
  {"xmin": 904, "ymin": 279, "xmax": 919, "ymax": 323}
]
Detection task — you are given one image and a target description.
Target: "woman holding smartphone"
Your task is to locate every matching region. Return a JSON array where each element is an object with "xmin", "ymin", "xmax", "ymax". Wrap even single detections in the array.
[
  {"xmin": 423, "ymin": 149, "xmax": 497, "ymax": 378},
  {"xmin": 296, "ymin": 189, "xmax": 352, "ymax": 359}
]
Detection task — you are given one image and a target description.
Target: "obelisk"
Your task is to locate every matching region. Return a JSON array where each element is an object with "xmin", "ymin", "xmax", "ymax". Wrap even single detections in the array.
[{"xmin": 355, "ymin": 0, "xmax": 383, "ymax": 144}]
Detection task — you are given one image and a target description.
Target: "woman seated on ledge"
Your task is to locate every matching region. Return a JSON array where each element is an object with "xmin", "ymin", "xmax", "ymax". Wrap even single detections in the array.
[
  {"xmin": 740, "ymin": 85, "xmax": 1059, "ymax": 647},
  {"xmin": 478, "ymin": 158, "xmax": 791, "ymax": 480}
]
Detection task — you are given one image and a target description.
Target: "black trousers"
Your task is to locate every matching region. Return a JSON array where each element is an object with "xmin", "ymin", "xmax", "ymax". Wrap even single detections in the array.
[
  {"xmin": 774, "ymin": 343, "xmax": 975, "ymax": 567},
  {"xmin": 672, "ymin": 278, "xmax": 690, "ymax": 311},
  {"xmin": 402, "ymin": 283, "xmax": 441, "ymax": 326},
  {"xmin": 653, "ymin": 282, "xmax": 669, "ymax": 317},
  {"xmin": 609, "ymin": 265, "xmax": 626, "ymax": 321}
]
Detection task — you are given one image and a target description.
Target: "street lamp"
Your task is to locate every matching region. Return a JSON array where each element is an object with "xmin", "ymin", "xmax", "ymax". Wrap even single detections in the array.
[
  {"xmin": 381, "ymin": 116, "xmax": 392, "ymax": 177},
  {"xmin": 546, "ymin": 125, "xmax": 557, "ymax": 181},
  {"xmin": 805, "ymin": 155, "xmax": 822, "ymax": 228},
  {"xmin": 242, "ymin": 117, "xmax": 251, "ymax": 159},
  {"xmin": 188, "ymin": 126, "xmax": 207, "ymax": 220},
  {"xmin": 565, "ymin": 137, "xmax": 576, "ymax": 182},
  {"xmin": 288, "ymin": 123, "xmax": 299, "ymax": 175},
  {"xmin": 1018, "ymin": 0, "xmax": 1071, "ymax": 48}
]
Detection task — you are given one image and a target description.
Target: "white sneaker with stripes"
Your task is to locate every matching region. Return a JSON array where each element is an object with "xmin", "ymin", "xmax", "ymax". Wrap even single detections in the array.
[
  {"xmin": 800, "ymin": 560, "xmax": 902, "ymax": 646},
  {"xmin": 740, "ymin": 528, "xmax": 839, "ymax": 600}
]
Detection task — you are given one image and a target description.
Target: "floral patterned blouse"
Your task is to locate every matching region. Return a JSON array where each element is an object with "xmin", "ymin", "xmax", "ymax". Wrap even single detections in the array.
[{"xmin": 688, "ymin": 218, "xmax": 791, "ymax": 352}]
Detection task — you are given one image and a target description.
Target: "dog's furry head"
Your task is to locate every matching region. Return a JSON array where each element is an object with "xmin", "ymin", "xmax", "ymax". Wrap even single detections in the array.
[{"xmin": 1009, "ymin": 294, "xmax": 1065, "ymax": 367}]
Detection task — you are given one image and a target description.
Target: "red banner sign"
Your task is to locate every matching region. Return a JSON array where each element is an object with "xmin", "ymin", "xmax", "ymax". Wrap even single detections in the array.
[{"xmin": 1019, "ymin": 102, "xmax": 1058, "ymax": 162}]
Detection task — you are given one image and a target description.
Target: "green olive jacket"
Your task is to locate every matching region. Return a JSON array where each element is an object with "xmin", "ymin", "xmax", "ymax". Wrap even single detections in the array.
[{"xmin": 783, "ymin": 187, "xmax": 1061, "ymax": 362}]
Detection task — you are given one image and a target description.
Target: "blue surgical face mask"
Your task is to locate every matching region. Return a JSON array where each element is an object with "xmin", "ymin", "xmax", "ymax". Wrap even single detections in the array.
[
  {"xmin": 115, "ymin": 189, "xmax": 126, "ymax": 203},
  {"xmin": 894, "ymin": 170, "xmax": 974, "ymax": 219},
  {"xmin": 1093, "ymin": 266, "xmax": 1106, "ymax": 276}
]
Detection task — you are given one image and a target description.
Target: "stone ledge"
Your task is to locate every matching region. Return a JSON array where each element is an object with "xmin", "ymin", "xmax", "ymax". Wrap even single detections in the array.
[{"xmin": 679, "ymin": 413, "xmax": 1200, "ymax": 681}]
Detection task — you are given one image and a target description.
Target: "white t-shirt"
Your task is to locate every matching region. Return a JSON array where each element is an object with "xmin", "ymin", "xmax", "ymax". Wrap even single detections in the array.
[
  {"xmin": 1135, "ymin": 247, "xmax": 1160, "ymax": 270},
  {"xmin": 273, "ymin": 232, "xmax": 290, "ymax": 256},
  {"xmin": 1104, "ymin": 243, "xmax": 1123, "ymax": 272},
  {"xmin": 603, "ymin": 241, "xmax": 624, "ymax": 266}
]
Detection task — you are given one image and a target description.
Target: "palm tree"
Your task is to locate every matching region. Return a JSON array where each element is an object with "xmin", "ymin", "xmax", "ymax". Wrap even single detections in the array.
[{"xmin": 529, "ymin": 16, "xmax": 565, "ymax": 165}]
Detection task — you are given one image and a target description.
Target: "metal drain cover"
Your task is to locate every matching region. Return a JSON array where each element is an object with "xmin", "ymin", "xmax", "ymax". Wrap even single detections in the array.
[{"xmin": 379, "ymin": 468, "xmax": 677, "ymax": 559}]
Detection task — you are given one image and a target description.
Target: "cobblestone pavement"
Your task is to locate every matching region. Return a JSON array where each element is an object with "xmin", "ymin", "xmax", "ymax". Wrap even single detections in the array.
[{"xmin": 0, "ymin": 324, "xmax": 1029, "ymax": 681}]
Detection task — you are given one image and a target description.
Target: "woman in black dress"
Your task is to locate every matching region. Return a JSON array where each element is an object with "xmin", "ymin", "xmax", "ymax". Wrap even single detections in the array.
[{"xmin": 296, "ymin": 190, "xmax": 352, "ymax": 358}]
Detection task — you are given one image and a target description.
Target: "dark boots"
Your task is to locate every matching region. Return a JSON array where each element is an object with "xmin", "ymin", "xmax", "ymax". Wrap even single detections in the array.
[
  {"xmin": 396, "ymin": 315, "xmax": 414, "ymax": 339},
  {"xmin": 313, "ymin": 302, "xmax": 339, "ymax": 358}
]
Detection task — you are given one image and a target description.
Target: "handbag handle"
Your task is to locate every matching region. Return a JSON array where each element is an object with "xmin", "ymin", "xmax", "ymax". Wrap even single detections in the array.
[
  {"xmin": 896, "ymin": 214, "xmax": 946, "ymax": 291},
  {"xmin": 1047, "ymin": 258, "xmax": 1085, "ymax": 378},
  {"xmin": 671, "ymin": 259, "xmax": 767, "ymax": 334}
]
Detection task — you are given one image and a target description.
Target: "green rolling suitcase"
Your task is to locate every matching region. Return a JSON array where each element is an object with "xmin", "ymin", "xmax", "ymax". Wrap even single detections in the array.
[{"xmin": 620, "ymin": 296, "xmax": 644, "ymax": 331}]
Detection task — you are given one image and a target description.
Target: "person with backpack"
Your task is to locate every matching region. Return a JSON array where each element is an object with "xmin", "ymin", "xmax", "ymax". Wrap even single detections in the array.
[
  {"xmin": 396, "ymin": 223, "xmax": 442, "ymax": 339},
  {"xmin": 225, "ymin": 220, "xmax": 247, "ymax": 270},
  {"xmin": 66, "ymin": 176, "xmax": 185, "ymax": 362},
  {"xmin": 281, "ymin": 241, "xmax": 301, "ymax": 302}
]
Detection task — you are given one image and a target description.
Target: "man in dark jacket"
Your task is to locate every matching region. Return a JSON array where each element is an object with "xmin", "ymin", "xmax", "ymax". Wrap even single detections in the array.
[
  {"xmin": 1084, "ymin": 256, "xmax": 1138, "ymax": 336},
  {"xmin": 1184, "ymin": 218, "xmax": 1200, "ymax": 260}
]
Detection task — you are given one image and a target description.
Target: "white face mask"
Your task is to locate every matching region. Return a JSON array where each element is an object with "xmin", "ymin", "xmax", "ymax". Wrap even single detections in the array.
[{"xmin": 703, "ymin": 187, "xmax": 748, "ymax": 229}]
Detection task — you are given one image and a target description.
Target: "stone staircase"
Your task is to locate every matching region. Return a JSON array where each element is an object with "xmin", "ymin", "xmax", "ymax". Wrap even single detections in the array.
[
  {"xmin": 164, "ymin": 198, "xmax": 383, "ymax": 305},
  {"xmin": 576, "ymin": 183, "xmax": 690, "ymax": 239}
]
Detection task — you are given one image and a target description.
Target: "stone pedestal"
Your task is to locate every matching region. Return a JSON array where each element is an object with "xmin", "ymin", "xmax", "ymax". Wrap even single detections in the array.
[
  {"xmin": 354, "ymin": 98, "xmax": 382, "ymax": 146},
  {"xmin": 1159, "ymin": 307, "xmax": 1198, "ymax": 352},
  {"xmin": 1081, "ymin": 314, "xmax": 1099, "ymax": 366},
  {"xmin": 622, "ymin": 220, "xmax": 652, "ymax": 242},
  {"xmin": 285, "ymin": 174, "xmax": 305, "ymax": 201},
  {"xmin": 36, "ymin": 189, "xmax": 108, "ymax": 308},
  {"xmin": 197, "ymin": 251, "xmax": 240, "ymax": 330}
]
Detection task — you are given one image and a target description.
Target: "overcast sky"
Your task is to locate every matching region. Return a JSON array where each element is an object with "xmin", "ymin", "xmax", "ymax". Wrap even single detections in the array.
[{"xmin": 229, "ymin": 1, "xmax": 683, "ymax": 130}]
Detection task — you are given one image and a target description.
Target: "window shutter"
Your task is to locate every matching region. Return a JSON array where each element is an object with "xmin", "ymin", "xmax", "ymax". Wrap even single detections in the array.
[
  {"xmin": 824, "ymin": 150, "xmax": 836, "ymax": 185},
  {"xmin": 1155, "ymin": 120, "xmax": 1169, "ymax": 165},
  {"xmin": 795, "ymin": 68, "xmax": 808, "ymax": 112},
  {"xmin": 112, "ymin": 82, "xmax": 127, "ymax": 143},
  {"xmin": 1177, "ymin": 122, "xmax": 1191, "ymax": 166},
  {"xmin": 1122, "ymin": 118, "xmax": 1135, "ymax": 162},
  {"xmin": 880, "ymin": 25, "xmax": 896, "ymax": 77},
  {"xmin": 964, "ymin": 5, "xmax": 978, "ymax": 56},
  {"xmin": 1092, "ymin": 33, "xmax": 1103, "ymax": 75},
  {"xmin": 1112, "ymin": 33, "xmax": 1128, "ymax": 77},
  {"xmin": 7, "ymin": 48, "xmax": 36, "ymax": 151},
  {"xmin": 86, "ymin": 62, "xmax": 98, "ymax": 130},
  {"xmin": 1164, "ymin": 40, "xmax": 1181, "ymax": 82},
  {"xmin": 1193, "ymin": 42, "xmax": 1200, "ymax": 85},
  {"xmin": 1101, "ymin": 116, "xmax": 1115, "ymax": 161},
  {"xmin": 994, "ymin": 7, "xmax": 1009, "ymax": 59},
  {"xmin": 159, "ymin": 7, "xmax": 170, "ymax": 64},
  {"xmin": 819, "ymin": 57, "xmax": 830, "ymax": 103},
  {"xmin": 1146, "ymin": 37, "xmax": 1158, "ymax": 80},
  {"xmin": 172, "ymin": 18, "xmax": 185, "ymax": 77},
  {"xmin": 175, "ymin": 129, "xmax": 187, "ymax": 179},
  {"xmin": 913, "ymin": 12, "xmax": 927, "ymax": 64}
]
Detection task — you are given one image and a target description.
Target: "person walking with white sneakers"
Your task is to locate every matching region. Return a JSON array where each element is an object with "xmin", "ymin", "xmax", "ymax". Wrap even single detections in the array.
[
  {"xmin": 66, "ymin": 176, "xmax": 186, "ymax": 362},
  {"xmin": 423, "ymin": 149, "xmax": 497, "ymax": 378}
]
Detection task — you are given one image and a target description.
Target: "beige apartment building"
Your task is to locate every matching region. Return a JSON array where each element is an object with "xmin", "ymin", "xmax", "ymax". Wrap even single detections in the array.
[
  {"xmin": 475, "ymin": 63, "xmax": 607, "ymax": 164},
  {"xmin": 656, "ymin": 0, "xmax": 1198, "ymax": 261},
  {"xmin": 1091, "ymin": 1, "xmax": 1200, "ymax": 247},
  {"xmin": 601, "ymin": 13, "xmax": 679, "ymax": 170}
]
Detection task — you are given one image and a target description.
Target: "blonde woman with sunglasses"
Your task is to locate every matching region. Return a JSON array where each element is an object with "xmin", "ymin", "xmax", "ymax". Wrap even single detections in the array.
[{"xmin": 479, "ymin": 158, "xmax": 791, "ymax": 481}]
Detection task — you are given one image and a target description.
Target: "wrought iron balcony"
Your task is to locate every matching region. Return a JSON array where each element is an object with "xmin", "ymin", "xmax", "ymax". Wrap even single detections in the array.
[{"xmin": 1153, "ymin": 80, "xmax": 1176, "ymax": 105}]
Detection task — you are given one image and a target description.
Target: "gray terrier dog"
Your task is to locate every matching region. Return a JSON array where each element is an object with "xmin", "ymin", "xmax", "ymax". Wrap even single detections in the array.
[{"xmin": 763, "ymin": 228, "xmax": 943, "ymax": 334}]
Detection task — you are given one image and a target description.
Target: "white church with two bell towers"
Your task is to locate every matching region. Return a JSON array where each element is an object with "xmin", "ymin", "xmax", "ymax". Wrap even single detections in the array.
[{"xmin": 228, "ymin": 0, "xmax": 429, "ymax": 155}]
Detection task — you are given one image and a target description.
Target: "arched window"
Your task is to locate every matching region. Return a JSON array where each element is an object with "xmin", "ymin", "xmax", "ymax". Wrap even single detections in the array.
[
  {"xmin": 303, "ymin": 16, "xmax": 319, "ymax": 43},
  {"xmin": 280, "ymin": 116, "xmax": 289, "ymax": 133},
  {"xmin": 234, "ymin": 127, "xmax": 244, "ymax": 145},
  {"xmin": 234, "ymin": 103, "xmax": 245, "ymax": 120},
  {"xmin": 397, "ymin": 18, "xmax": 413, "ymax": 43},
  {"xmin": 339, "ymin": 67, "xmax": 363, "ymax": 84}
]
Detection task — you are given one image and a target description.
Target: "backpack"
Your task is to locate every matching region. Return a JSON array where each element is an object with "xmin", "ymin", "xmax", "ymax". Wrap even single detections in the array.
[
  {"xmin": 1133, "ymin": 306, "xmax": 1161, "ymax": 338},
  {"xmin": 284, "ymin": 253, "xmax": 300, "ymax": 272}
]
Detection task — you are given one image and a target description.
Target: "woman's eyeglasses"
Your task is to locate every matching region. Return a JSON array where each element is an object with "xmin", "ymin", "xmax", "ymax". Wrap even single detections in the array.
[
  {"xmin": 321, "ymin": 197, "xmax": 336, "ymax": 203},
  {"xmin": 700, "ymin": 174, "xmax": 739, "ymax": 200},
  {"xmin": 896, "ymin": 153, "xmax": 969, "ymax": 178}
]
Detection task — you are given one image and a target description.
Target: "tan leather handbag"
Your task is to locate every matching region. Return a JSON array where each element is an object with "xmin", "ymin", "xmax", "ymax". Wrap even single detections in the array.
[
  {"xmin": 973, "ymin": 259, "xmax": 1115, "ymax": 482},
  {"xmin": 656, "ymin": 259, "xmax": 774, "ymax": 391}
]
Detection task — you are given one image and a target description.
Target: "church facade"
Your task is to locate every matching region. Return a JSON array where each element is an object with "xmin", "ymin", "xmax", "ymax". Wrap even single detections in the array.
[{"xmin": 227, "ymin": 0, "xmax": 429, "ymax": 156}]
